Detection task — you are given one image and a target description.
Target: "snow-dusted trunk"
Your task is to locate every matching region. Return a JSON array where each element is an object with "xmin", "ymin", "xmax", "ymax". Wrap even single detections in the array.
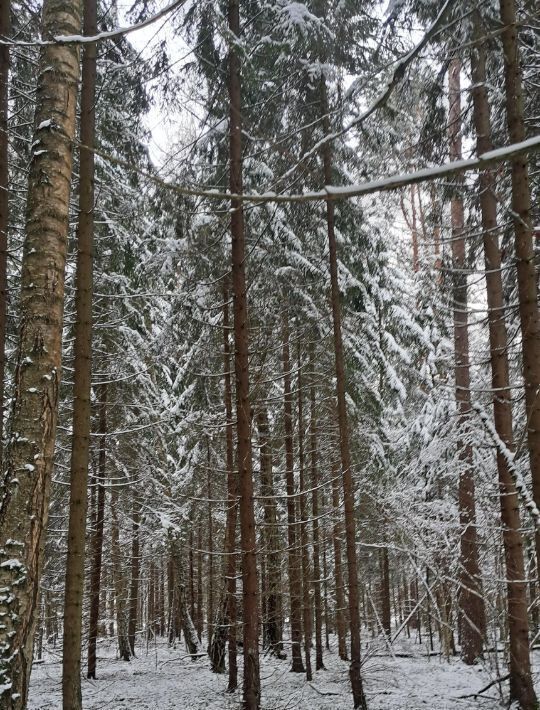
[
  {"xmin": 227, "ymin": 0, "xmax": 260, "ymax": 705},
  {"xmin": 0, "ymin": 0, "xmax": 82, "ymax": 705},
  {"xmin": 447, "ymin": 58, "xmax": 486, "ymax": 664},
  {"xmin": 87, "ymin": 384, "xmax": 107, "ymax": 679},
  {"xmin": 0, "ymin": 0, "xmax": 9, "ymax": 470},
  {"xmin": 257, "ymin": 408, "xmax": 283, "ymax": 657},
  {"xmin": 128, "ymin": 497, "xmax": 141, "ymax": 655},
  {"xmin": 499, "ymin": 0, "xmax": 540, "ymax": 574},
  {"xmin": 62, "ymin": 0, "xmax": 97, "ymax": 701},
  {"xmin": 282, "ymin": 307, "xmax": 305, "ymax": 674},
  {"xmin": 470, "ymin": 23, "xmax": 537, "ymax": 707},
  {"xmin": 309, "ymin": 347, "xmax": 324, "ymax": 670},
  {"xmin": 320, "ymin": 75, "xmax": 367, "ymax": 710},
  {"xmin": 297, "ymin": 343, "xmax": 313, "ymax": 681}
]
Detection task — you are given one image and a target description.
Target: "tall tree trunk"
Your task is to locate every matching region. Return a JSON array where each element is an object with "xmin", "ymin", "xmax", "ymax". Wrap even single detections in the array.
[
  {"xmin": 227, "ymin": 1, "xmax": 260, "ymax": 704},
  {"xmin": 62, "ymin": 0, "xmax": 97, "ymax": 701},
  {"xmin": 0, "ymin": 1, "xmax": 82, "ymax": 705},
  {"xmin": 87, "ymin": 385, "xmax": 107, "ymax": 679},
  {"xmin": 111, "ymin": 485, "xmax": 130, "ymax": 661},
  {"xmin": 257, "ymin": 408, "xmax": 283, "ymax": 657},
  {"xmin": 309, "ymin": 346, "xmax": 324, "ymax": 670},
  {"xmin": 297, "ymin": 342, "xmax": 313, "ymax": 680},
  {"xmin": 196, "ymin": 520, "xmax": 203, "ymax": 640},
  {"xmin": 499, "ymin": 0, "xmax": 540, "ymax": 572},
  {"xmin": 331, "ymin": 464, "xmax": 348, "ymax": 661},
  {"xmin": 448, "ymin": 58, "xmax": 486, "ymax": 664},
  {"xmin": 206, "ymin": 441, "xmax": 214, "ymax": 647},
  {"xmin": 0, "ymin": 0, "xmax": 9, "ymax": 469},
  {"xmin": 282, "ymin": 307, "xmax": 305, "ymax": 673},
  {"xmin": 128, "ymin": 497, "xmax": 141, "ymax": 655},
  {"xmin": 470, "ymin": 23, "xmax": 537, "ymax": 707},
  {"xmin": 381, "ymin": 547, "xmax": 391, "ymax": 637},
  {"xmin": 320, "ymin": 76, "xmax": 367, "ymax": 709}
]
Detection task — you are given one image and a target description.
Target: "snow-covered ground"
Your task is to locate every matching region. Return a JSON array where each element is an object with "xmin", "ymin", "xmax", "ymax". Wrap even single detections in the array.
[{"xmin": 28, "ymin": 636, "xmax": 531, "ymax": 709}]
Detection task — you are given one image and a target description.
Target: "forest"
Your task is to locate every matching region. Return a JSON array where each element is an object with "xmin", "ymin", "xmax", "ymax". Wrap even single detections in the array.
[{"xmin": 0, "ymin": 0, "xmax": 540, "ymax": 708}]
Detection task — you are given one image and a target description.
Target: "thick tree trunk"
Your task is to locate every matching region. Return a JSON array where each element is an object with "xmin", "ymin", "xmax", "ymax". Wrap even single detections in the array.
[
  {"xmin": 309, "ymin": 348, "xmax": 324, "ymax": 670},
  {"xmin": 297, "ymin": 346, "xmax": 313, "ymax": 681},
  {"xmin": 470, "ymin": 25, "xmax": 537, "ymax": 707},
  {"xmin": 87, "ymin": 385, "xmax": 107, "ymax": 679},
  {"xmin": 448, "ymin": 58, "xmax": 486, "ymax": 664},
  {"xmin": 0, "ymin": 1, "xmax": 82, "ymax": 705},
  {"xmin": 499, "ymin": 0, "xmax": 540, "ymax": 574},
  {"xmin": 0, "ymin": 0, "xmax": 9, "ymax": 469},
  {"xmin": 128, "ymin": 498, "xmax": 141, "ymax": 655},
  {"xmin": 227, "ymin": 1, "xmax": 260, "ymax": 704},
  {"xmin": 62, "ymin": 0, "xmax": 97, "ymax": 701},
  {"xmin": 257, "ymin": 408, "xmax": 283, "ymax": 657},
  {"xmin": 320, "ymin": 76, "xmax": 367, "ymax": 709},
  {"xmin": 282, "ymin": 308, "xmax": 305, "ymax": 673}
]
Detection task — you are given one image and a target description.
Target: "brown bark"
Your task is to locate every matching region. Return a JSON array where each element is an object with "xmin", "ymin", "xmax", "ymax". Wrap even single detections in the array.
[
  {"xmin": 128, "ymin": 498, "xmax": 141, "ymax": 655},
  {"xmin": 196, "ymin": 520, "xmax": 203, "ymax": 640},
  {"xmin": 257, "ymin": 408, "xmax": 283, "ymax": 657},
  {"xmin": 282, "ymin": 308, "xmax": 305, "ymax": 673},
  {"xmin": 227, "ymin": 0, "xmax": 260, "ymax": 704},
  {"xmin": 297, "ymin": 344, "xmax": 313, "ymax": 681},
  {"xmin": 87, "ymin": 384, "xmax": 107, "ymax": 679},
  {"xmin": 320, "ymin": 76, "xmax": 367, "ymax": 709},
  {"xmin": 381, "ymin": 547, "xmax": 391, "ymax": 637},
  {"xmin": 309, "ymin": 347, "xmax": 324, "ymax": 670},
  {"xmin": 110, "ymin": 484, "xmax": 130, "ymax": 661},
  {"xmin": 0, "ymin": 0, "xmax": 82, "ymax": 705},
  {"xmin": 0, "ymin": 0, "xmax": 9, "ymax": 470},
  {"xmin": 470, "ymin": 23, "xmax": 537, "ymax": 707},
  {"xmin": 61, "ymin": 0, "xmax": 97, "ymax": 700},
  {"xmin": 499, "ymin": 0, "xmax": 540, "ymax": 577},
  {"xmin": 206, "ymin": 441, "xmax": 214, "ymax": 644},
  {"xmin": 331, "ymin": 464, "xmax": 348, "ymax": 661},
  {"xmin": 448, "ymin": 58, "xmax": 486, "ymax": 664}
]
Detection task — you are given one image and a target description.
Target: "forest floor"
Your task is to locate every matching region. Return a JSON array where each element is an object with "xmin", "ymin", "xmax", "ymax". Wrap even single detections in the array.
[{"xmin": 28, "ymin": 635, "xmax": 530, "ymax": 709}]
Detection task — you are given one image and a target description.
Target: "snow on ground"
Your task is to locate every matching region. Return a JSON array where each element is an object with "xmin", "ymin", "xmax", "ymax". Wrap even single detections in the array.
[{"xmin": 28, "ymin": 635, "xmax": 531, "ymax": 709}]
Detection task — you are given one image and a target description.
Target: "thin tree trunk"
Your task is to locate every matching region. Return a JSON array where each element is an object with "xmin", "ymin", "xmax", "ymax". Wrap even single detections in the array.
[
  {"xmin": 297, "ymin": 343, "xmax": 313, "ymax": 681},
  {"xmin": 257, "ymin": 408, "xmax": 283, "ymax": 657},
  {"xmin": 282, "ymin": 307, "xmax": 305, "ymax": 673},
  {"xmin": 196, "ymin": 520, "xmax": 203, "ymax": 640},
  {"xmin": 448, "ymin": 58, "xmax": 486, "ymax": 664},
  {"xmin": 111, "ymin": 484, "xmax": 130, "ymax": 661},
  {"xmin": 206, "ymin": 441, "xmax": 214, "ymax": 647},
  {"xmin": 128, "ymin": 497, "xmax": 141, "ymax": 655},
  {"xmin": 0, "ymin": 1, "xmax": 82, "ymax": 704},
  {"xmin": 0, "ymin": 0, "xmax": 9, "ymax": 469},
  {"xmin": 331, "ymin": 464, "xmax": 348, "ymax": 661},
  {"xmin": 227, "ymin": 1, "xmax": 260, "ymax": 704},
  {"xmin": 87, "ymin": 384, "xmax": 107, "ymax": 679},
  {"xmin": 381, "ymin": 547, "xmax": 391, "ymax": 637},
  {"xmin": 470, "ymin": 23, "xmax": 537, "ymax": 706},
  {"xmin": 309, "ymin": 348, "xmax": 324, "ymax": 670},
  {"xmin": 320, "ymin": 76, "xmax": 367, "ymax": 709},
  {"xmin": 61, "ymin": 0, "xmax": 97, "ymax": 700},
  {"xmin": 499, "ymin": 0, "xmax": 540, "ymax": 575}
]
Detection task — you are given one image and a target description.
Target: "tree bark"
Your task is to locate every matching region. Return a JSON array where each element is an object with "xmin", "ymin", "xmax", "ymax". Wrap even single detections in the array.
[
  {"xmin": 381, "ymin": 547, "xmax": 391, "ymax": 637},
  {"xmin": 0, "ymin": 0, "xmax": 9, "ymax": 470},
  {"xmin": 448, "ymin": 58, "xmax": 486, "ymax": 664},
  {"xmin": 111, "ymin": 485, "xmax": 130, "ymax": 661},
  {"xmin": 87, "ymin": 385, "xmax": 107, "ymax": 679},
  {"xmin": 62, "ymin": 0, "xmax": 97, "ymax": 700},
  {"xmin": 128, "ymin": 497, "xmax": 141, "ymax": 655},
  {"xmin": 320, "ymin": 76, "xmax": 367, "ymax": 709},
  {"xmin": 227, "ymin": 0, "xmax": 260, "ymax": 704},
  {"xmin": 282, "ymin": 307, "xmax": 305, "ymax": 673},
  {"xmin": 0, "ymin": 0, "xmax": 82, "ymax": 705},
  {"xmin": 470, "ymin": 23, "xmax": 537, "ymax": 707},
  {"xmin": 331, "ymin": 464, "xmax": 348, "ymax": 661},
  {"xmin": 309, "ymin": 346, "xmax": 324, "ymax": 670},
  {"xmin": 499, "ymin": 0, "xmax": 540, "ymax": 575}
]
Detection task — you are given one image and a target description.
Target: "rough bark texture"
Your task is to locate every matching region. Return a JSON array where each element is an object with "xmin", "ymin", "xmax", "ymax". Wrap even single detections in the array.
[
  {"xmin": 282, "ymin": 308, "xmax": 305, "ymax": 674},
  {"xmin": 499, "ymin": 0, "xmax": 540, "ymax": 576},
  {"xmin": 62, "ymin": 0, "xmax": 97, "ymax": 700},
  {"xmin": 128, "ymin": 498, "xmax": 141, "ymax": 655},
  {"xmin": 331, "ymin": 465, "xmax": 348, "ymax": 661},
  {"xmin": 448, "ymin": 58, "xmax": 486, "ymax": 664},
  {"xmin": 321, "ymin": 76, "xmax": 367, "ymax": 709},
  {"xmin": 87, "ymin": 385, "xmax": 107, "ymax": 679},
  {"xmin": 111, "ymin": 485, "xmax": 130, "ymax": 662},
  {"xmin": 0, "ymin": 0, "xmax": 9, "ymax": 470},
  {"xmin": 0, "ymin": 1, "xmax": 82, "ymax": 705},
  {"xmin": 470, "ymin": 24, "xmax": 537, "ymax": 707},
  {"xmin": 227, "ymin": 1, "xmax": 260, "ymax": 705}
]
